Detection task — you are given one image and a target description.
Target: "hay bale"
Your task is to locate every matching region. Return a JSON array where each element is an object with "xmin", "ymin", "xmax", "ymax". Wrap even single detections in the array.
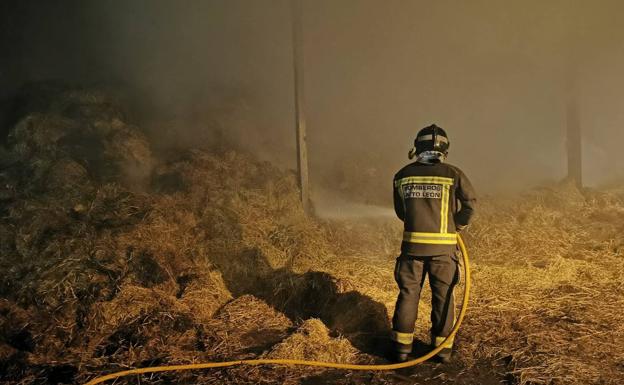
[
  {"xmin": 8, "ymin": 114, "xmax": 75, "ymax": 160},
  {"xmin": 87, "ymin": 285, "xmax": 196, "ymax": 363},
  {"xmin": 87, "ymin": 184, "xmax": 150, "ymax": 228},
  {"xmin": 43, "ymin": 158, "xmax": 92, "ymax": 198},
  {"xmin": 97, "ymin": 120, "xmax": 154, "ymax": 187},
  {"xmin": 12, "ymin": 202, "xmax": 72, "ymax": 262},
  {"xmin": 265, "ymin": 319, "xmax": 357, "ymax": 364},
  {"xmin": 90, "ymin": 285, "xmax": 188, "ymax": 334},
  {"xmin": 6, "ymin": 87, "xmax": 152, "ymax": 191},
  {"xmin": 178, "ymin": 270, "xmax": 232, "ymax": 323},
  {"xmin": 201, "ymin": 295, "xmax": 293, "ymax": 358}
]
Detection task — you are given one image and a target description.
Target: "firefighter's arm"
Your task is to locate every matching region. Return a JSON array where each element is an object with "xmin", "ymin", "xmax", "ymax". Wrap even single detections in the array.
[
  {"xmin": 454, "ymin": 170, "xmax": 477, "ymax": 230},
  {"xmin": 393, "ymin": 178, "xmax": 405, "ymax": 221}
]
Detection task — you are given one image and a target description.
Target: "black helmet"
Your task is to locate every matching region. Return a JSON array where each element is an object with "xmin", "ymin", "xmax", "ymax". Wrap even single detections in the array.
[{"xmin": 409, "ymin": 124, "xmax": 450, "ymax": 159}]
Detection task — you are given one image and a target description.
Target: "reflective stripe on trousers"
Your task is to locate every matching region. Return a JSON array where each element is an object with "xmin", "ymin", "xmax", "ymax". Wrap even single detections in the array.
[
  {"xmin": 391, "ymin": 331, "xmax": 414, "ymax": 345},
  {"xmin": 434, "ymin": 334, "xmax": 454, "ymax": 349}
]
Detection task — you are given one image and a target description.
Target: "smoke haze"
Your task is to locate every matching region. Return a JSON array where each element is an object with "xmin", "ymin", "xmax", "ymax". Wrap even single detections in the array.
[{"xmin": 2, "ymin": 0, "xmax": 624, "ymax": 197}]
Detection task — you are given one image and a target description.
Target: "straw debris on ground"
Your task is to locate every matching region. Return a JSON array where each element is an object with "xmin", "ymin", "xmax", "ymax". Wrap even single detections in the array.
[
  {"xmin": 266, "ymin": 318, "xmax": 358, "ymax": 363},
  {"xmin": 0, "ymin": 86, "xmax": 623, "ymax": 385}
]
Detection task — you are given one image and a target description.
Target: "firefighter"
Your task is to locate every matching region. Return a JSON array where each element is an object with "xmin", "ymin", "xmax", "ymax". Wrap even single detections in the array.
[{"xmin": 391, "ymin": 124, "xmax": 476, "ymax": 363}]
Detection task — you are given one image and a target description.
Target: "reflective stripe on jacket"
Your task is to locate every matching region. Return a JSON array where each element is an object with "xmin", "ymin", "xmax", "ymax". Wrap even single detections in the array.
[{"xmin": 393, "ymin": 161, "xmax": 476, "ymax": 256}]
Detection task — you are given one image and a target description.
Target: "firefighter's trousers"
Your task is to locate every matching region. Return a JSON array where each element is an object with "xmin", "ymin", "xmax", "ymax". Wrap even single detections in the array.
[{"xmin": 391, "ymin": 253, "xmax": 459, "ymax": 353}]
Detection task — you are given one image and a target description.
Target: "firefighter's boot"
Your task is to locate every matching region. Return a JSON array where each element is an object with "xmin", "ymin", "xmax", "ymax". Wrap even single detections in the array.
[
  {"xmin": 432, "ymin": 335, "xmax": 454, "ymax": 363},
  {"xmin": 436, "ymin": 347, "xmax": 452, "ymax": 363},
  {"xmin": 392, "ymin": 341, "xmax": 412, "ymax": 363}
]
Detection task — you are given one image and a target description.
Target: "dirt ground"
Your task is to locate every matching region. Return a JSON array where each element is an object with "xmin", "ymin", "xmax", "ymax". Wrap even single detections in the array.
[{"xmin": 1, "ymin": 87, "xmax": 623, "ymax": 385}]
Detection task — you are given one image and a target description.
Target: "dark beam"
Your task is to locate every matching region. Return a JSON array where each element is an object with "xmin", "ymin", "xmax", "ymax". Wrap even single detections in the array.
[
  {"xmin": 566, "ymin": 94, "xmax": 582, "ymax": 188},
  {"xmin": 291, "ymin": 0, "xmax": 310, "ymax": 213}
]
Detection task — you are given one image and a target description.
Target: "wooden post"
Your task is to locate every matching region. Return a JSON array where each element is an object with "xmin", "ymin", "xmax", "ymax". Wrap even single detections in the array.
[
  {"xmin": 565, "ymin": 6, "xmax": 582, "ymax": 189},
  {"xmin": 291, "ymin": 0, "xmax": 310, "ymax": 213},
  {"xmin": 566, "ymin": 95, "xmax": 582, "ymax": 188}
]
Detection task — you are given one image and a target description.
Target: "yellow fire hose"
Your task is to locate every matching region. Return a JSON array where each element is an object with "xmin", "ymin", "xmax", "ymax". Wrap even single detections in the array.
[{"xmin": 84, "ymin": 235, "xmax": 471, "ymax": 385}]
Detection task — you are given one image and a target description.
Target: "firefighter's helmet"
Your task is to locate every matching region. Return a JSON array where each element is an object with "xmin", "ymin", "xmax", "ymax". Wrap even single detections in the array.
[{"xmin": 408, "ymin": 124, "xmax": 450, "ymax": 160}]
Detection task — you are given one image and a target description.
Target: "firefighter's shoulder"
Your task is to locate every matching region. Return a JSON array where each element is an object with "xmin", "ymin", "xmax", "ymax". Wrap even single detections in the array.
[
  {"xmin": 394, "ymin": 162, "xmax": 420, "ymax": 179},
  {"xmin": 441, "ymin": 162, "xmax": 465, "ymax": 178}
]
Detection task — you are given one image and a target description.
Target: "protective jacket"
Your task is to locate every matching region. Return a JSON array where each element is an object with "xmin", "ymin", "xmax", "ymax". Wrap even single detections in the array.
[{"xmin": 393, "ymin": 161, "xmax": 476, "ymax": 256}]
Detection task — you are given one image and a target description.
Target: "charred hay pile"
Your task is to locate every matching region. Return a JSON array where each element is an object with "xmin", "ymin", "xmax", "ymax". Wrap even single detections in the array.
[
  {"xmin": 1, "ymin": 86, "xmax": 623, "ymax": 385},
  {"xmin": 0, "ymin": 87, "xmax": 369, "ymax": 385}
]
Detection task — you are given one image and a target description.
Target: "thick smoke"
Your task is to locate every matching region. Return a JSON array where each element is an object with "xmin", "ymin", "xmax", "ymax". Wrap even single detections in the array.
[{"xmin": 2, "ymin": 0, "xmax": 624, "ymax": 199}]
